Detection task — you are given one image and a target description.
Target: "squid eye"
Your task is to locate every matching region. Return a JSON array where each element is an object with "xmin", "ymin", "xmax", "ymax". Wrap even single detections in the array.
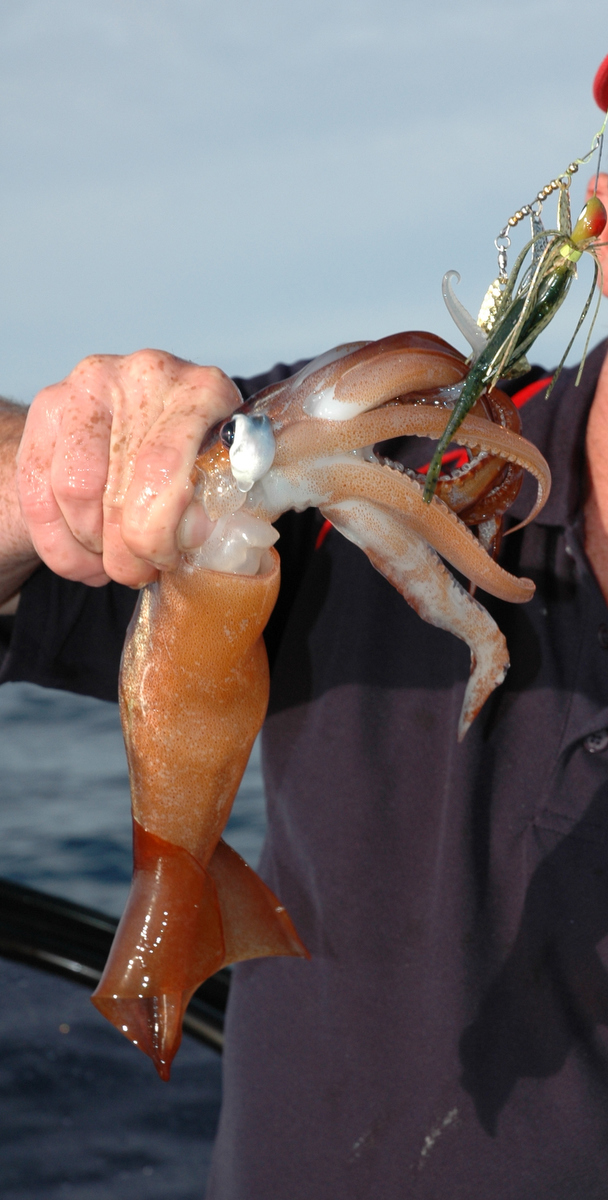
[
  {"xmin": 220, "ymin": 420, "xmax": 236, "ymax": 448},
  {"xmin": 228, "ymin": 413, "xmax": 275, "ymax": 492}
]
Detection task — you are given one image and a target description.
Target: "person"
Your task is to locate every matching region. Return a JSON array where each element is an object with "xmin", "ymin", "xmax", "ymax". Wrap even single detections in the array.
[{"xmin": 1, "ymin": 176, "xmax": 608, "ymax": 1199}]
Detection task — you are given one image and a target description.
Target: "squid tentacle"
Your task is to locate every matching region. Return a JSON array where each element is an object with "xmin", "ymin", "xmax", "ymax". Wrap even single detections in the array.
[
  {"xmin": 321, "ymin": 498, "xmax": 508, "ymax": 740},
  {"xmin": 455, "ymin": 461, "xmax": 523, "ymax": 527},
  {"xmin": 292, "ymin": 461, "xmax": 534, "ymax": 603},
  {"xmin": 273, "ymin": 409, "xmax": 549, "ymax": 529}
]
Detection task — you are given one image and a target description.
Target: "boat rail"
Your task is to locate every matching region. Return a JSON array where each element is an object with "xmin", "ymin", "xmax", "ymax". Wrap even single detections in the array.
[{"xmin": 0, "ymin": 876, "xmax": 229, "ymax": 1052}]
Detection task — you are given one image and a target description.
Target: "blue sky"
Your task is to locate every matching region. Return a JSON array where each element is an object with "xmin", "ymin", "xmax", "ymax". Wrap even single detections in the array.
[{"xmin": 0, "ymin": 0, "xmax": 606, "ymax": 401}]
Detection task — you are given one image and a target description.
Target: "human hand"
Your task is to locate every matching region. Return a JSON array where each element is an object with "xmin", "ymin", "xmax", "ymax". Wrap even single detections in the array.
[{"xmin": 17, "ymin": 350, "xmax": 240, "ymax": 588}]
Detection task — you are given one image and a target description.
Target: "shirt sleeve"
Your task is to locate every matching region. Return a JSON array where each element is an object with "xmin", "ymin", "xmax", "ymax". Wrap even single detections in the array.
[{"xmin": 0, "ymin": 566, "xmax": 138, "ymax": 702}]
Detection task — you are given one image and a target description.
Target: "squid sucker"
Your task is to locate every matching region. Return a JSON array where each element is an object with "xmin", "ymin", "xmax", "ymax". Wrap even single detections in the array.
[{"xmin": 93, "ymin": 330, "xmax": 551, "ymax": 1077}]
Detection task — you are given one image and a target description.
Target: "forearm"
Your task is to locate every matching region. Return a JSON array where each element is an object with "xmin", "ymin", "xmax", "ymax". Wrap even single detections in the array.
[{"xmin": 0, "ymin": 399, "xmax": 39, "ymax": 606}]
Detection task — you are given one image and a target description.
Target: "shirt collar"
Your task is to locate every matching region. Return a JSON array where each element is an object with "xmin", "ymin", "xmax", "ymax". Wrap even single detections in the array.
[{"xmin": 509, "ymin": 337, "xmax": 608, "ymax": 529}]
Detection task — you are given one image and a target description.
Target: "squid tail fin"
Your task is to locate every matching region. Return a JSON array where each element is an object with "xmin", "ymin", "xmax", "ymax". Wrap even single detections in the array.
[
  {"xmin": 208, "ymin": 837, "xmax": 308, "ymax": 965},
  {"xmin": 92, "ymin": 823, "xmax": 307, "ymax": 1080}
]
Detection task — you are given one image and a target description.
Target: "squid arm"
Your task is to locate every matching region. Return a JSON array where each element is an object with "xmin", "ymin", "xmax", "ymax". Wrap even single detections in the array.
[
  {"xmin": 321, "ymin": 499, "xmax": 509, "ymax": 738},
  {"xmin": 274, "ymin": 407, "xmax": 550, "ymax": 528},
  {"xmin": 303, "ymin": 462, "xmax": 534, "ymax": 604}
]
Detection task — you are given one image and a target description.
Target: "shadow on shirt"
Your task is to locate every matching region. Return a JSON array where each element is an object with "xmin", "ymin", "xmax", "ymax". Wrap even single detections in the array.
[{"xmin": 459, "ymin": 780, "xmax": 608, "ymax": 1135}]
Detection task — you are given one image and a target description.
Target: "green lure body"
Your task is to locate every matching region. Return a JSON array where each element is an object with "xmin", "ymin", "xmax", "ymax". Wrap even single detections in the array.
[{"xmin": 422, "ymin": 193, "xmax": 606, "ymax": 504}]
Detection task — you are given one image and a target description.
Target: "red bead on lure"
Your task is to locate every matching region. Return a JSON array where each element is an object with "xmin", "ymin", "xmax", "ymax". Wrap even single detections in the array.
[
  {"xmin": 572, "ymin": 195, "xmax": 607, "ymax": 243},
  {"xmin": 560, "ymin": 194, "xmax": 608, "ymax": 265}
]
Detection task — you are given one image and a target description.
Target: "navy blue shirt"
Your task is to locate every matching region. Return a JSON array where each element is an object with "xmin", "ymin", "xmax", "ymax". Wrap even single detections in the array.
[{"xmin": 3, "ymin": 343, "xmax": 608, "ymax": 1199}]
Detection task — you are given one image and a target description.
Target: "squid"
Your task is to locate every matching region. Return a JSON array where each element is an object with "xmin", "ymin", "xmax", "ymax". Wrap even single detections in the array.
[{"xmin": 92, "ymin": 329, "xmax": 551, "ymax": 1078}]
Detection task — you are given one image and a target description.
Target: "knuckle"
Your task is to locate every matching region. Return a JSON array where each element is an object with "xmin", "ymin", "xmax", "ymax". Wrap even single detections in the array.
[
  {"xmin": 50, "ymin": 454, "xmax": 107, "ymax": 505},
  {"xmin": 17, "ymin": 475, "xmax": 54, "ymax": 524},
  {"xmin": 64, "ymin": 354, "xmax": 113, "ymax": 393},
  {"xmin": 136, "ymin": 440, "xmax": 186, "ymax": 477},
  {"xmin": 29, "ymin": 383, "xmax": 59, "ymax": 412},
  {"xmin": 200, "ymin": 364, "xmax": 229, "ymax": 386},
  {"xmin": 102, "ymin": 541, "xmax": 158, "ymax": 587},
  {"xmin": 123, "ymin": 348, "xmax": 173, "ymax": 377},
  {"xmin": 35, "ymin": 540, "xmax": 100, "ymax": 583},
  {"xmin": 120, "ymin": 524, "xmax": 163, "ymax": 562},
  {"xmin": 72, "ymin": 353, "xmax": 113, "ymax": 376},
  {"xmin": 201, "ymin": 365, "xmax": 240, "ymax": 400},
  {"xmin": 120, "ymin": 514, "xmax": 178, "ymax": 569},
  {"xmin": 118, "ymin": 510, "xmax": 152, "ymax": 557},
  {"xmin": 52, "ymin": 473, "xmax": 105, "ymax": 506},
  {"xmin": 19, "ymin": 495, "xmax": 53, "ymax": 525}
]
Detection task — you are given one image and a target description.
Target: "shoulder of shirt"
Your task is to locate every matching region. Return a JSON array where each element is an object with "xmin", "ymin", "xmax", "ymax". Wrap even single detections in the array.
[
  {"xmin": 231, "ymin": 360, "xmax": 311, "ymax": 401},
  {"xmin": 504, "ymin": 338, "xmax": 608, "ymax": 526}
]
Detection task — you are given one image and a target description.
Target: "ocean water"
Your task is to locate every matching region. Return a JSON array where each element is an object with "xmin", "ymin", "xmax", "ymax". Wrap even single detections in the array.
[
  {"xmin": 0, "ymin": 955, "xmax": 223, "ymax": 1200},
  {"xmin": 0, "ymin": 680, "xmax": 268, "ymax": 1198},
  {"xmin": 0, "ymin": 681, "xmax": 267, "ymax": 916}
]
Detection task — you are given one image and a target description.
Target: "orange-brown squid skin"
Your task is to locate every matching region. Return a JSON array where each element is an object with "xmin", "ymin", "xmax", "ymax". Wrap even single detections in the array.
[{"xmin": 92, "ymin": 547, "xmax": 308, "ymax": 1080}]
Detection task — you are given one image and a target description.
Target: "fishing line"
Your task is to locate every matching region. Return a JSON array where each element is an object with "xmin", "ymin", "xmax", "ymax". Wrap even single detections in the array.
[{"xmin": 595, "ymin": 132, "xmax": 604, "ymax": 194}]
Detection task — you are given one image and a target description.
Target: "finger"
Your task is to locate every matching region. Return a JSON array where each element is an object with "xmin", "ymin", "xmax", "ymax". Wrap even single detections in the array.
[
  {"xmin": 100, "ymin": 352, "xmax": 199, "ymax": 583},
  {"xmin": 25, "ymin": 509, "xmax": 110, "ymax": 585},
  {"xmin": 177, "ymin": 500, "xmax": 216, "ymax": 552},
  {"xmin": 100, "ymin": 501, "xmax": 159, "ymax": 588},
  {"xmin": 95, "ymin": 350, "xmax": 218, "ymax": 587},
  {"xmin": 50, "ymin": 357, "xmax": 115, "ymax": 554},
  {"xmin": 111, "ymin": 364, "xmax": 239, "ymax": 576},
  {"xmin": 17, "ymin": 382, "xmax": 110, "ymax": 585},
  {"xmin": 18, "ymin": 384, "xmax": 64, "ymax": 533},
  {"xmin": 94, "ymin": 352, "xmax": 169, "ymax": 585},
  {"xmin": 103, "ymin": 350, "xmax": 175, "ymax": 512}
]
